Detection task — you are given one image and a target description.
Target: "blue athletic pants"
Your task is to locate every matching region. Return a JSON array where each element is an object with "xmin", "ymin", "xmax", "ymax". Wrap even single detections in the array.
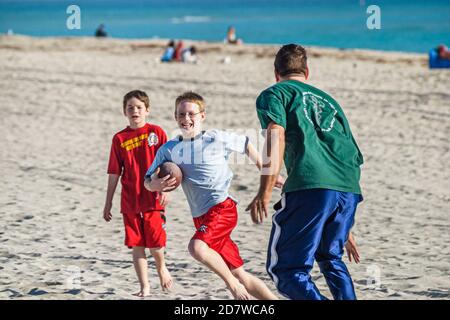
[{"xmin": 266, "ymin": 188, "xmax": 362, "ymax": 300}]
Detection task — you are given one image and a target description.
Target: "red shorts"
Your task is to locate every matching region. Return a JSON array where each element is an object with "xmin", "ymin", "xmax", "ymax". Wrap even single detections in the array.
[
  {"xmin": 122, "ymin": 211, "xmax": 167, "ymax": 249},
  {"xmin": 192, "ymin": 198, "xmax": 244, "ymax": 270}
]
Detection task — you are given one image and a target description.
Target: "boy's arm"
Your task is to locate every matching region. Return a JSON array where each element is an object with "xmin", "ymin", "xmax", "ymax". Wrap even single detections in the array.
[
  {"xmin": 246, "ymin": 122, "xmax": 285, "ymax": 224},
  {"xmin": 245, "ymin": 142, "xmax": 262, "ymax": 170},
  {"xmin": 144, "ymin": 147, "xmax": 177, "ymax": 193},
  {"xmin": 103, "ymin": 174, "xmax": 120, "ymax": 222},
  {"xmin": 144, "ymin": 169, "xmax": 177, "ymax": 193},
  {"xmin": 245, "ymin": 142, "xmax": 285, "ymax": 188}
]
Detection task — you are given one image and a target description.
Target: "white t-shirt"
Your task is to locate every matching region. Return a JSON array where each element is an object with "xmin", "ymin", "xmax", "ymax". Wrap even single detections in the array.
[{"xmin": 145, "ymin": 130, "xmax": 248, "ymax": 218}]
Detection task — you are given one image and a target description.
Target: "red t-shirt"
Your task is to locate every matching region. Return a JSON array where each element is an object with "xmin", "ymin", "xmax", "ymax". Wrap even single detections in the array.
[{"xmin": 107, "ymin": 123, "xmax": 167, "ymax": 215}]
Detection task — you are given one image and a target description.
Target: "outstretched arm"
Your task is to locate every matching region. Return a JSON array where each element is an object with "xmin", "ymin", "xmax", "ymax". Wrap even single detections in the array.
[
  {"xmin": 246, "ymin": 141, "xmax": 285, "ymax": 188},
  {"xmin": 103, "ymin": 174, "xmax": 120, "ymax": 222},
  {"xmin": 246, "ymin": 122, "xmax": 285, "ymax": 224},
  {"xmin": 245, "ymin": 141, "xmax": 262, "ymax": 170}
]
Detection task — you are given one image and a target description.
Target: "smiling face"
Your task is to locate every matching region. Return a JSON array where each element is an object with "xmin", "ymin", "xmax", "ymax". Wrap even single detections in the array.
[
  {"xmin": 124, "ymin": 97, "xmax": 149, "ymax": 129},
  {"xmin": 175, "ymin": 101, "xmax": 205, "ymax": 138}
]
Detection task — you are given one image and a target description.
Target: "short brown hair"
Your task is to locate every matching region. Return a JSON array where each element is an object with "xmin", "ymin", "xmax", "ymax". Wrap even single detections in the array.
[
  {"xmin": 274, "ymin": 44, "xmax": 308, "ymax": 77},
  {"xmin": 123, "ymin": 90, "xmax": 150, "ymax": 112},
  {"xmin": 174, "ymin": 91, "xmax": 205, "ymax": 113}
]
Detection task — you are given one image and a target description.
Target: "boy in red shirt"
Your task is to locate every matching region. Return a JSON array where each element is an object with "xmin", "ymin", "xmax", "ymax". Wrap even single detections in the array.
[{"xmin": 103, "ymin": 90, "xmax": 172, "ymax": 297}]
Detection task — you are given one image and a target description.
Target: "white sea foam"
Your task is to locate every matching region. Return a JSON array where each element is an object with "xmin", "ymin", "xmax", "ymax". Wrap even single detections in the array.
[{"xmin": 170, "ymin": 16, "xmax": 211, "ymax": 24}]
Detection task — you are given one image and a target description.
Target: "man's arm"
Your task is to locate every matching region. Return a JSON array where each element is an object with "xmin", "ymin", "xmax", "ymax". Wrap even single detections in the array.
[
  {"xmin": 246, "ymin": 122, "xmax": 285, "ymax": 224},
  {"xmin": 345, "ymin": 232, "xmax": 361, "ymax": 263},
  {"xmin": 103, "ymin": 174, "xmax": 120, "ymax": 222}
]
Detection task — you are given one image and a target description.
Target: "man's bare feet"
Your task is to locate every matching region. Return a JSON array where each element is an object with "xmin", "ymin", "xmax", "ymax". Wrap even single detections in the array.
[
  {"xmin": 133, "ymin": 286, "xmax": 150, "ymax": 298},
  {"xmin": 158, "ymin": 267, "xmax": 173, "ymax": 291},
  {"xmin": 228, "ymin": 281, "xmax": 251, "ymax": 300}
]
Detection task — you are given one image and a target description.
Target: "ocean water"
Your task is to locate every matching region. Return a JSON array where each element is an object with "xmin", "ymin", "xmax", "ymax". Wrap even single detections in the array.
[{"xmin": 0, "ymin": 0, "xmax": 449, "ymax": 53}]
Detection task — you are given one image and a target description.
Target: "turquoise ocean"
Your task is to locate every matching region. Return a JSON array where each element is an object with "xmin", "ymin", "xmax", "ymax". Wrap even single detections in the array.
[{"xmin": 0, "ymin": 0, "xmax": 449, "ymax": 53}]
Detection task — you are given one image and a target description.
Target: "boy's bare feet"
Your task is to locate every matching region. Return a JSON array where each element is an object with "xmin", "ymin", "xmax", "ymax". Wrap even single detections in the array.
[
  {"xmin": 134, "ymin": 286, "xmax": 150, "ymax": 298},
  {"xmin": 228, "ymin": 281, "xmax": 251, "ymax": 300},
  {"xmin": 158, "ymin": 267, "xmax": 173, "ymax": 291}
]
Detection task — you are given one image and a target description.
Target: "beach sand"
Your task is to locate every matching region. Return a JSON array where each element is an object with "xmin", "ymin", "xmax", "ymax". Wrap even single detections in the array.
[{"xmin": 0, "ymin": 35, "xmax": 449, "ymax": 300}]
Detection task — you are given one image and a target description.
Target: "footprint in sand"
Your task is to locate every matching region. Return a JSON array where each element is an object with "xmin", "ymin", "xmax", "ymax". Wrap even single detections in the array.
[{"xmin": 28, "ymin": 288, "xmax": 48, "ymax": 296}]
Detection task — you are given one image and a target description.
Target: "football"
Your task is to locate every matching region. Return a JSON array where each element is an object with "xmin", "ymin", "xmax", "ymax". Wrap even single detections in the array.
[{"xmin": 158, "ymin": 161, "xmax": 183, "ymax": 190}]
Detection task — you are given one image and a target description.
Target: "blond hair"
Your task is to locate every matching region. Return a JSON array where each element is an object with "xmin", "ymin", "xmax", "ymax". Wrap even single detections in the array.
[{"xmin": 174, "ymin": 91, "xmax": 205, "ymax": 113}]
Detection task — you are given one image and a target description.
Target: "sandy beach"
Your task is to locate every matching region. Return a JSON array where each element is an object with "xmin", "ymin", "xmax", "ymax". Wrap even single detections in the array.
[{"xmin": 0, "ymin": 35, "xmax": 449, "ymax": 300}]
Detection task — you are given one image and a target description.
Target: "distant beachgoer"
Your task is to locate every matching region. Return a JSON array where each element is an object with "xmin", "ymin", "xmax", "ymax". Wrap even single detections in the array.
[
  {"xmin": 437, "ymin": 45, "xmax": 450, "ymax": 60},
  {"xmin": 225, "ymin": 26, "xmax": 243, "ymax": 45},
  {"xmin": 95, "ymin": 24, "xmax": 107, "ymax": 37},
  {"xmin": 181, "ymin": 46, "xmax": 198, "ymax": 64},
  {"xmin": 174, "ymin": 41, "xmax": 184, "ymax": 62},
  {"xmin": 161, "ymin": 40, "xmax": 175, "ymax": 62}
]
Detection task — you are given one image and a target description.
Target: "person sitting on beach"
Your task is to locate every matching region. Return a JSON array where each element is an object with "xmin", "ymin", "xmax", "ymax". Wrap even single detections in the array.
[
  {"xmin": 103, "ymin": 90, "xmax": 173, "ymax": 297},
  {"xmin": 95, "ymin": 24, "xmax": 107, "ymax": 37},
  {"xmin": 437, "ymin": 44, "xmax": 450, "ymax": 59},
  {"xmin": 144, "ymin": 92, "xmax": 281, "ymax": 300},
  {"xmin": 225, "ymin": 26, "xmax": 243, "ymax": 45},
  {"xmin": 174, "ymin": 41, "xmax": 184, "ymax": 62},
  {"xmin": 161, "ymin": 40, "xmax": 175, "ymax": 62},
  {"xmin": 181, "ymin": 46, "xmax": 198, "ymax": 64}
]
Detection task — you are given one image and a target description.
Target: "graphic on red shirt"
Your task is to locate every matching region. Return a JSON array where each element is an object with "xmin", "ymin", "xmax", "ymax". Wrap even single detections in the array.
[
  {"xmin": 120, "ymin": 133, "xmax": 149, "ymax": 151},
  {"xmin": 107, "ymin": 123, "xmax": 167, "ymax": 214}
]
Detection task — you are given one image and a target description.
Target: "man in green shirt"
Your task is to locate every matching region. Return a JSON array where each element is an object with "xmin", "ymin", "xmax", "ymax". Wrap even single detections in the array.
[{"xmin": 247, "ymin": 44, "xmax": 363, "ymax": 300}]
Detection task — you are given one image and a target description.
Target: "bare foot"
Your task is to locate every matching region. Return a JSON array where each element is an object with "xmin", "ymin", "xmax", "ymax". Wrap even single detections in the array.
[
  {"xmin": 158, "ymin": 267, "xmax": 173, "ymax": 291},
  {"xmin": 133, "ymin": 286, "xmax": 150, "ymax": 298},
  {"xmin": 228, "ymin": 281, "xmax": 251, "ymax": 300}
]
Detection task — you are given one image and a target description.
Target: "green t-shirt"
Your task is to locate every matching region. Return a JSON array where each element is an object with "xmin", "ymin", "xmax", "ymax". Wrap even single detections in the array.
[{"xmin": 256, "ymin": 80, "xmax": 363, "ymax": 194}]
